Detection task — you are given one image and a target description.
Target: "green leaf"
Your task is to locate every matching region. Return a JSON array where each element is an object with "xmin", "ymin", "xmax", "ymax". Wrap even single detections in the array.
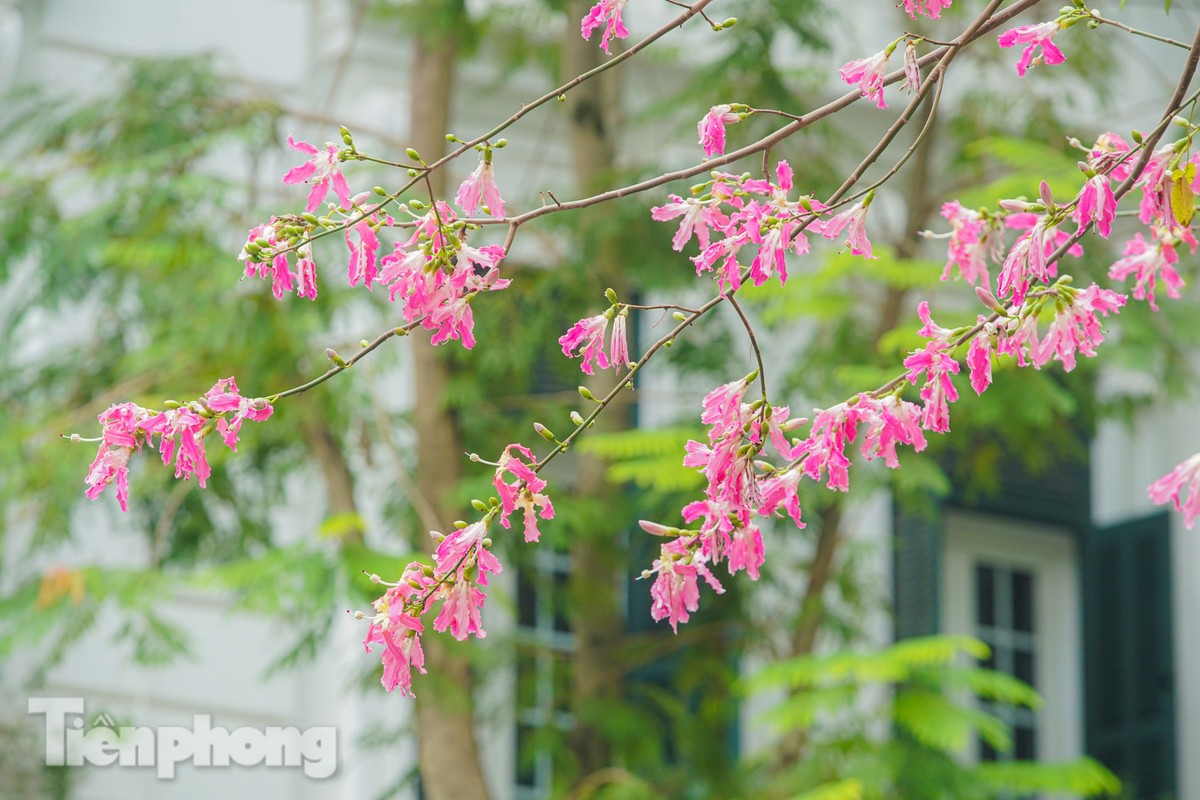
[
  {"xmin": 976, "ymin": 757, "xmax": 1121, "ymax": 796},
  {"xmin": 790, "ymin": 778, "xmax": 864, "ymax": 800}
]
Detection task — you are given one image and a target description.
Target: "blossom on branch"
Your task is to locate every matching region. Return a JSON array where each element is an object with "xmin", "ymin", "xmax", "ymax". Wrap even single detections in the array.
[
  {"xmin": 494, "ymin": 444, "xmax": 555, "ymax": 543},
  {"xmin": 581, "ymin": 0, "xmax": 629, "ymax": 55},
  {"xmin": 455, "ymin": 154, "xmax": 506, "ymax": 218},
  {"xmin": 697, "ymin": 105, "xmax": 741, "ymax": 157},
  {"xmin": 1033, "ymin": 284, "xmax": 1126, "ymax": 372},
  {"xmin": 997, "ymin": 21, "xmax": 1066, "ymax": 77},
  {"xmin": 362, "ymin": 564, "xmax": 431, "ymax": 695},
  {"xmin": 839, "ymin": 49, "xmax": 892, "ymax": 110},
  {"xmin": 84, "ymin": 403, "xmax": 153, "ymax": 512},
  {"xmin": 1108, "ymin": 231, "xmax": 1187, "ymax": 311},
  {"xmin": 819, "ymin": 197, "xmax": 876, "ymax": 258},
  {"xmin": 1074, "ymin": 173, "xmax": 1117, "ymax": 238},
  {"xmin": 903, "ymin": 341, "xmax": 960, "ymax": 434},
  {"xmin": 1149, "ymin": 453, "xmax": 1200, "ymax": 529},
  {"xmin": 903, "ymin": 0, "xmax": 953, "ymax": 19},
  {"xmin": 202, "ymin": 377, "xmax": 274, "ymax": 451},
  {"xmin": 647, "ymin": 538, "xmax": 724, "ymax": 633},
  {"xmin": 138, "ymin": 407, "xmax": 212, "ymax": 488},
  {"xmin": 283, "ymin": 136, "xmax": 352, "ymax": 213},
  {"xmin": 937, "ymin": 201, "xmax": 997, "ymax": 286}
]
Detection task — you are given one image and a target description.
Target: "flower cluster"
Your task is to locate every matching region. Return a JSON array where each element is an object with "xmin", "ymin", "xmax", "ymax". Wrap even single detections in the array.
[
  {"xmin": 651, "ymin": 160, "xmax": 879, "ymax": 294},
  {"xmin": 242, "ymin": 135, "xmax": 510, "ymax": 345},
  {"xmin": 378, "ymin": 202, "xmax": 510, "ymax": 350},
  {"xmin": 84, "ymin": 377, "xmax": 273, "ymax": 512},
  {"xmin": 640, "ymin": 376, "xmax": 808, "ymax": 631},
  {"xmin": 361, "ymin": 438, "xmax": 558, "ymax": 694}
]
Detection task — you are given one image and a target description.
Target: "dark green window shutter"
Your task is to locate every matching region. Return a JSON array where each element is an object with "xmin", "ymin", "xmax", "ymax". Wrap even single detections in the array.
[
  {"xmin": 893, "ymin": 507, "xmax": 942, "ymax": 639},
  {"xmin": 1084, "ymin": 512, "xmax": 1176, "ymax": 799}
]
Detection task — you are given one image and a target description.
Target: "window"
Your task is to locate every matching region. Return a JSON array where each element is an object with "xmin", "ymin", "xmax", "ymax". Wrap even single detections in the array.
[
  {"xmin": 942, "ymin": 511, "xmax": 1083, "ymax": 769},
  {"xmin": 514, "ymin": 548, "xmax": 574, "ymax": 800}
]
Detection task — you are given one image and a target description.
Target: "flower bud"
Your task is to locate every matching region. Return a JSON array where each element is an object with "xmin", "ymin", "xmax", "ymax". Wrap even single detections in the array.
[
  {"xmin": 1040, "ymin": 180, "xmax": 1055, "ymax": 208},
  {"xmin": 471, "ymin": 499, "xmax": 489, "ymax": 512},
  {"xmin": 445, "ymin": 133, "xmax": 459, "ymax": 143},
  {"xmin": 975, "ymin": 286, "xmax": 1005, "ymax": 314},
  {"xmin": 326, "ymin": 348, "xmax": 348, "ymax": 367},
  {"xmin": 604, "ymin": 287, "xmax": 619, "ymax": 303},
  {"xmin": 639, "ymin": 520, "xmax": 678, "ymax": 537},
  {"xmin": 534, "ymin": 422, "xmax": 557, "ymax": 442},
  {"xmin": 999, "ymin": 198, "xmax": 1032, "ymax": 213},
  {"xmin": 405, "ymin": 147, "xmax": 422, "ymax": 161},
  {"xmin": 453, "ymin": 520, "xmax": 468, "ymax": 529},
  {"xmin": 672, "ymin": 311, "xmax": 687, "ymax": 321},
  {"xmin": 570, "ymin": 411, "xmax": 585, "ymax": 426},
  {"xmin": 579, "ymin": 386, "xmax": 598, "ymax": 401}
]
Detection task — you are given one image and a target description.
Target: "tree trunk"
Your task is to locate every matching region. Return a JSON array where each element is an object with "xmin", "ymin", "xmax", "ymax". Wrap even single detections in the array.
[
  {"xmin": 407, "ymin": 7, "xmax": 494, "ymax": 799},
  {"xmin": 561, "ymin": 3, "xmax": 629, "ymax": 782}
]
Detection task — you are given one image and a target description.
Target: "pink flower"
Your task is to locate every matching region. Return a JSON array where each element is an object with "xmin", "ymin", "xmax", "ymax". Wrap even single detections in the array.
[
  {"xmin": 433, "ymin": 580, "xmax": 488, "ymax": 641},
  {"xmin": 820, "ymin": 199, "xmax": 876, "ymax": 258},
  {"xmin": 839, "ymin": 49, "xmax": 891, "ymax": 110},
  {"xmin": 793, "ymin": 403, "xmax": 860, "ymax": 492},
  {"xmin": 1033, "ymin": 284, "xmax": 1126, "ymax": 372},
  {"xmin": 610, "ymin": 312, "xmax": 630, "ymax": 370},
  {"xmin": 240, "ymin": 220, "xmax": 296, "ymax": 301},
  {"xmin": 966, "ymin": 332, "xmax": 993, "ymax": 395},
  {"xmin": 648, "ymin": 540, "xmax": 724, "ymax": 633},
  {"xmin": 1074, "ymin": 174, "xmax": 1117, "ymax": 238},
  {"xmin": 692, "ymin": 229, "xmax": 751, "ymax": 294},
  {"xmin": 559, "ymin": 314, "xmax": 611, "ymax": 374},
  {"xmin": 1090, "ymin": 132, "xmax": 1133, "ymax": 183},
  {"xmin": 700, "ymin": 378, "xmax": 749, "ymax": 439},
  {"xmin": 697, "ymin": 105, "xmax": 741, "ymax": 157},
  {"xmin": 903, "ymin": 342, "xmax": 960, "ymax": 433},
  {"xmin": 939, "ymin": 201, "xmax": 996, "ymax": 286},
  {"xmin": 494, "ymin": 444, "xmax": 554, "ymax": 543},
  {"xmin": 998, "ymin": 21, "xmax": 1065, "ymax": 77},
  {"xmin": 916, "ymin": 300, "xmax": 954, "ymax": 342},
  {"xmin": 1108, "ymin": 231, "xmax": 1185, "ymax": 311},
  {"xmin": 455, "ymin": 155, "xmax": 506, "ymax": 218},
  {"xmin": 857, "ymin": 394, "xmax": 927, "ymax": 467},
  {"xmin": 362, "ymin": 570, "xmax": 430, "ymax": 695},
  {"xmin": 346, "ymin": 222, "xmax": 380, "ymax": 289},
  {"xmin": 581, "ymin": 0, "xmax": 629, "ymax": 55},
  {"xmin": 85, "ymin": 403, "xmax": 153, "ymax": 512},
  {"xmin": 138, "ymin": 407, "xmax": 212, "ymax": 487},
  {"xmin": 202, "ymin": 377, "xmax": 274, "ymax": 451},
  {"xmin": 725, "ymin": 524, "xmax": 765, "ymax": 580},
  {"xmin": 434, "ymin": 521, "xmax": 503, "ymax": 586},
  {"xmin": 296, "ymin": 248, "xmax": 318, "ymax": 300},
  {"xmin": 651, "ymin": 194, "xmax": 727, "ymax": 252},
  {"xmin": 904, "ymin": 0, "xmax": 953, "ymax": 19},
  {"xmin": 1149, "ymin": 453, "xmax": 1200, "ymax": 529},
  {"xmin": 283, "ymin": 136, "xmax": 352, "ymax": 214},
  {"xmin": 758, "ymin": 468, "xmax": 805, "ymax": 528}
]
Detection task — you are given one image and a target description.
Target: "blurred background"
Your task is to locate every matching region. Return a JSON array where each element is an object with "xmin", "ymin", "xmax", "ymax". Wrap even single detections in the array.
[{"xmin": 3, "ymin": 1, "xmax": 1200, "ymax": 798}]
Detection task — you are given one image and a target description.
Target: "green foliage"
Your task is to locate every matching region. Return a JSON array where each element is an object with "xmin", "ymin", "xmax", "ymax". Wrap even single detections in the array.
[
  {"xmin": 749, "ymin": 636, "xmax": 1119, "ymax": 800},
  {"xmin": 577, "ymin": 427, "xmax": 705, "ymax": 493}
]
